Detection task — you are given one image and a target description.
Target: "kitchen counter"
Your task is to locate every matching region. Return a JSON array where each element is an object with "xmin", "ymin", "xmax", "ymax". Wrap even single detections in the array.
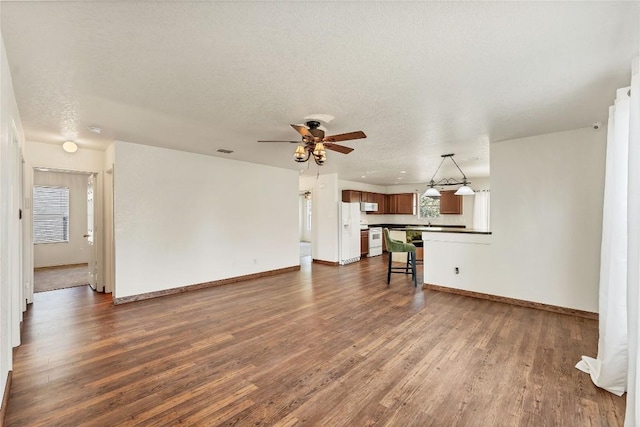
[
  {"xmin": 367, "ymin": 223, "xmax": 466, "ymax": 230},
  {"xmin": 399, "ymin": 227, "xmax": 491, "ymax": 235}
]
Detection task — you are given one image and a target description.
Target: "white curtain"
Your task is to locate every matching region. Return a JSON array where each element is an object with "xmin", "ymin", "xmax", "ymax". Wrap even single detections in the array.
[
  {"xmin": 626, "ymin": 57, "xmax": 640, "ymax": 427},
  {"xmin": 575, "ymin": 58, "xmax": 640, "ymax": 426},
  {"xmin": 472, "ymin": 190, "xmax": 490, "ymax": 231}
]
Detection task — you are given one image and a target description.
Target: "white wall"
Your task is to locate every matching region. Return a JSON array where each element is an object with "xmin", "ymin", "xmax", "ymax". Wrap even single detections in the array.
[
  {"xmin": 25, "ymin": 140, "xmax": 105, "ymax": 172},
  {"xmin": 33, "ymin": 171, "xmax": 90, "ymax": 268},
  {"xmin": 114, "ymin": 141, "xmax": 299, "ymax": 299},
  {"xmin": 104, "ymin": 143, "xmax": 115, "ymax": 293},
  {"xmin": 424, "ymin": 127, "xmax": 606, "ymax": 312},
  {"xmin": 0, "ymin": 34, "xmax": 26, "ymax": 408},
  {"xmin": 308, "ymin": 173, "xmax": 340, "ymax": 263}
]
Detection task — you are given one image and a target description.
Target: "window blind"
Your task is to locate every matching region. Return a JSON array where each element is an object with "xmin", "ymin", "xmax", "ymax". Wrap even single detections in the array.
[{"xmin": 33, "ymin": 186, "xmax": 70, "ymax": 244}]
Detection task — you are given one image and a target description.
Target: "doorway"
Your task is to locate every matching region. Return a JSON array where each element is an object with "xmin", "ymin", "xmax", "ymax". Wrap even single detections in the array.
[
  {"xmin": 299, "ymin": 191, "xmax": 312, "ymax": 258},
  {"xmin": 31, "ymin": 169, "xmax": 100, "ymax": 293}
]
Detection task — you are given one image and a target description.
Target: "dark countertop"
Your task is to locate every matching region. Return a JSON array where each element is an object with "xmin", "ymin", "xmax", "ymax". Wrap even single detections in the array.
[
  {"xmin": 397, "ymin": 227, "xmax": 491, "ymax": 235},
  {"xmin": 367, "ymin": 223, "xmax": 466, "ymax": 229}
]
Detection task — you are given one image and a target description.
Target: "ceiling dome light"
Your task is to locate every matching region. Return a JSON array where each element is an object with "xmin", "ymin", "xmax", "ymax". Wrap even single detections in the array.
[{"xmin": 62, "ymin": 141, "xmax": 78, "ymax": 153}]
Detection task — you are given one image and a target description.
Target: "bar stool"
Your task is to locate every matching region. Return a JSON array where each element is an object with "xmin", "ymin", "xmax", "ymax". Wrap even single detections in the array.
[{"xmin": 382, "ymin": 228, "xmax": 417, "ymax": 287}]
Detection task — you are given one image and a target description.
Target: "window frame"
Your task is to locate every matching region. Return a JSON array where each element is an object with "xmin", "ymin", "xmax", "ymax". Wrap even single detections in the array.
[
  {"xmin": 418, "ymin": 193, "xmax": 441, "ymax": 219},
  {"xmin": 33, "ymin": 185, "xmax": 70, "ymax": 244}
]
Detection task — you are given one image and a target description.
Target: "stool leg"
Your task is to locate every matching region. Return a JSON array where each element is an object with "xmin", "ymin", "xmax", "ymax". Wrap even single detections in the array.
[
  {"xmin": 412, "ymin": 252, "xmax": 417, "ymax": 287},
  {"xmin": 387, "ymin": 252, "xmax": 392, "ymax": 285},
  {"xmin": 405, "ymin": 253, "xmax": 410, "ymax": 273}
]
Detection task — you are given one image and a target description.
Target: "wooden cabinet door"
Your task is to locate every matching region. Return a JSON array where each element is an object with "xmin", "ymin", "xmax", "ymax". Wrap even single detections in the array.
[
  {"xmin": 360, "ymin": 230, "xmax": 369, "ymax": 256},
  {"xmin": 440, "ymin": 190, "xmax": 462, "ymax": 214},
  {"xmin": 361, "ymin": 192, "xmax": 372, "ymax": 203},
  {"xmin": 342, "ymin": 190, "xmax": 361, "ymax": 203},
  {"xmin": 386, "ymin": 194, "xmax": 397, "ymax": 214},
  {"xmin": 372, "ymin": 192, "xmax": 385, "ymax": 214},
  {"xmin": 395, "ymin": 193, "xmax": 415, "ymax": 215}
]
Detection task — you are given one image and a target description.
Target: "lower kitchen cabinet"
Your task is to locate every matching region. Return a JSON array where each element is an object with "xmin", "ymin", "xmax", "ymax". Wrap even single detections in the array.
[{"xmin": 360, "ymin": 230, "xmax": 369, "ymax": 256}]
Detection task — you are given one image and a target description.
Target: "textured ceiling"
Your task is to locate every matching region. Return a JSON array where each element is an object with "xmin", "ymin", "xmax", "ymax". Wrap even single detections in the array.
[{"xmin": 1, "ymin": 1, "xmax": 638, "ymax": 185}]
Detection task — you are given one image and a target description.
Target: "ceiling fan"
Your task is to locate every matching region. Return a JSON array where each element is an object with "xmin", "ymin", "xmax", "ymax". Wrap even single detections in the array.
[{"xmin": 258, "ymin": 120, "xmax": 366, "ymax": 165}]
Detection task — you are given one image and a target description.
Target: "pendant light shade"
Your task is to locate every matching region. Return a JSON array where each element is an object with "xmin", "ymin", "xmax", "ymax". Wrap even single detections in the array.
[
  {"xmin": 454, "ymin": 185, "xmax": 475, "ymax": 196},
  {"xmin": 424, "ymin": 187, "xmax": 441, "ymax": 197}
]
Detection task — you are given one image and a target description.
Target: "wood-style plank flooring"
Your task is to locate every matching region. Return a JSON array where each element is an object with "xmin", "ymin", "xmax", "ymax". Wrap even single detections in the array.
[{"xmin": 6, "ymin": 256, "xmax": 624, "ymax": 426}]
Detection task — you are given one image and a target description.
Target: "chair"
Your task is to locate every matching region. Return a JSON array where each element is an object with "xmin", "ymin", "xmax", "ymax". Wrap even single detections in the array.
[{"xmin": 382, "ymin": 228, "xmax": 417, "ymax": 287}]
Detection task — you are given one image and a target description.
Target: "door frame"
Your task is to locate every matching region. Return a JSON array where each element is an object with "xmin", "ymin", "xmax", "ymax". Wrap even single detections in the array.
[{"xmin": 24, "ymin": 166, "xmax": 109, "ymax": 301}]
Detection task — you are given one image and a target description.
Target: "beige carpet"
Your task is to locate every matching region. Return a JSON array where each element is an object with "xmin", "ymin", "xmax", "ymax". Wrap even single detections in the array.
[{"xmin": 34, "ymin": 264, "xmax": 90, "ymax": 293}]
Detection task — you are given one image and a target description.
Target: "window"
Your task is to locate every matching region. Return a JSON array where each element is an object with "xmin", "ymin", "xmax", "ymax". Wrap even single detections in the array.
[
  {"xmin": 419, "ymin": 193, "xmax": 440, "ymax": 219},
  {"xmin": 33, "ymin": 186, "xmax": 70, "ymax": 244}
]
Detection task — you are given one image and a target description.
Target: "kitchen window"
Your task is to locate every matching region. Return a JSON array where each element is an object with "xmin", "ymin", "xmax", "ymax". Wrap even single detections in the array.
[
  {"xmin": 33, "ymin": 185, "xmax": 70, "ymax": 244},
  {"xmin": 418, "ymin": 193, "xmax": 440, "ymax": 219}
]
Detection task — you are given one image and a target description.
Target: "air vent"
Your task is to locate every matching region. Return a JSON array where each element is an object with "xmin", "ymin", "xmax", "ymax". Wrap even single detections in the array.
[{"xmin": 217, "ymin": 149, "xmax": 234, "ymax": 154}]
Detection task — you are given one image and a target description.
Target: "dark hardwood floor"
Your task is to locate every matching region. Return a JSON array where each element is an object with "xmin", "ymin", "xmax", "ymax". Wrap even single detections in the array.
[{"xmin": 6, "ymin": 256, "xmax": 624, "ymax": 426}]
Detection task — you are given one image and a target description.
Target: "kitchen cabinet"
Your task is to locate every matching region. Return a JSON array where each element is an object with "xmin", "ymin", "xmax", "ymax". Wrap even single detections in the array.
[
  {"xmin": 387, "ymin": 193, "xmax": 415, "ymax": 215},
  {"xmin": 440, "ymin": 190, "xmax": 462, "ymax": 214},
  {"xmin": 395, "ymin": 193, "xmax": 415, "ymax": 215},
  {"xmin": 364, "ymin": 192, "xmax": 378, "ymax": 203},
  {"xmin": 386, "ymin": 194, "xmax": 396, "ymax": 214},
  {"xmin": 372, "ymin": 192, "xmax": 386, "ymax": 214},
  {"xmin": 342, "ymin": 190, "xmax": 361, "ymax": 203},
  {"xmin": 360, "ymin": 230, "xmax": 369, "ymax": 256},
  {"xmin": 342, "ymin": 190, "xmax": 416, "ymax": 215}
]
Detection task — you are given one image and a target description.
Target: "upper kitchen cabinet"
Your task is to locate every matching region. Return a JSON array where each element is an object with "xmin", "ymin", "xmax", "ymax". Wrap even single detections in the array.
[
  {"xmin": 372, "ymin": 192, "xmax": 386, "ymax": 214},
  {"xmin": 387, "ymin": 193, "xmax": 415, "ymax": 215},
  {"xmin": 341, "ymin": 190, "xmax": 416, "ymax": 215},
  {"xmin": 440, "ymin": 190, "xmax": 462, "ymax": 214},
  {"xmin": 396, "ymin": 193, "xmax": 416, "ymax": 215},
  {"xmin": 342, "ymin": 190, "xmax": 361, "ymax": 203}
]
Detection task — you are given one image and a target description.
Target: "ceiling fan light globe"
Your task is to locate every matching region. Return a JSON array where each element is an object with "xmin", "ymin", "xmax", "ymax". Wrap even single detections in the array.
[
  {"xmin": 293, "ymin": 145, "xmax": 308, "ymax": 162},
  {"xmin": 424, "ymin": 187, "xmax": 441, "ymax": 197},
  {"xmin": 313, "ymin": 151, "xmax": 327, "ymax": 165},
  {"xmin": 455, "ymin": 185, "xmax": 475, "ymax": 196}
]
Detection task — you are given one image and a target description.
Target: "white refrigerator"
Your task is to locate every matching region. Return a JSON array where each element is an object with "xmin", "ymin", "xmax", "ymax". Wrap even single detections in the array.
[{"xmin": 338, "ymin": 202, "xmax": 361, "ymax": 265}]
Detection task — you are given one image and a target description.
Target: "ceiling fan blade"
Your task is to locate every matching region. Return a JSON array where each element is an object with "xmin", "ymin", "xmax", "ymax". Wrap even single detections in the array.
[
  {"xmin": 324, "ymin": 143, "xmax": 354, "ymax": 154},
  {"xmin": 258, "ymin": 140, "xmax": 301, "ymax": 143},
  {"xmin": 323, "ymin": 130, "xmax": 367, "ymax": 142},
  {"xmin": 291, "ymin": 124, "xmax": 313, "ymax": 138}
]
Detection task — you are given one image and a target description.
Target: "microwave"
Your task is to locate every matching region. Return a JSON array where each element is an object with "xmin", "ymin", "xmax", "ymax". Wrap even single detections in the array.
[{"xmin": 360, "ymin": 202, "xmax": 378, "ymax": 212}]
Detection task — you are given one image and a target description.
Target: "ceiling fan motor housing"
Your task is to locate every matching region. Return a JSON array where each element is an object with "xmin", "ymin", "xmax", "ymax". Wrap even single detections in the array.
[{"xmin": 306, "ymin": 121, "xmax": 324, "ymax": 140}]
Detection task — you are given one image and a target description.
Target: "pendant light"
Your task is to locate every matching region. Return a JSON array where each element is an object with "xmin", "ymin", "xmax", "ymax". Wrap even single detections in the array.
[{"xmin": 423, "ymin": 153, "xmax": 475, "ymax": 197}]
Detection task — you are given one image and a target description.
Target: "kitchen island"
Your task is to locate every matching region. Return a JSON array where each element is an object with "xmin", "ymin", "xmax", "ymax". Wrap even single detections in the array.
[
  {"xmin": 420, "ymin": 229, "xmax": 492, "ymax": 294},
  {"xmin": 380, "ymin": 227, "xmax": 491, "ymax": 263}
]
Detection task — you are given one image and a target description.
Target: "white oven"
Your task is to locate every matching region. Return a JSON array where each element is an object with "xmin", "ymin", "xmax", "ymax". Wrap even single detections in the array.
[{"xmin": 368, "ymin": 227, "xmax": 383, "ymax": 257}]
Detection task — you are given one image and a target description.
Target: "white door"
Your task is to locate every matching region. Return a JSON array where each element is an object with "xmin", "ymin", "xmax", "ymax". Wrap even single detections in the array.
[{"xmin": 87, "ymin": 174, "xmax": 98, "ymax": 291}]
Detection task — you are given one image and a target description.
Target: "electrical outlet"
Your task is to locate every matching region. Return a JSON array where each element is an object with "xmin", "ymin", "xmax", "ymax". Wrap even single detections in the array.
[
  {"xmin": 455, "ymin": 267, "xmax": 459, "ymax": 274},
  {"xmin": 253, "ymin": 258, "xmax": 257, "ymax": 265}
]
